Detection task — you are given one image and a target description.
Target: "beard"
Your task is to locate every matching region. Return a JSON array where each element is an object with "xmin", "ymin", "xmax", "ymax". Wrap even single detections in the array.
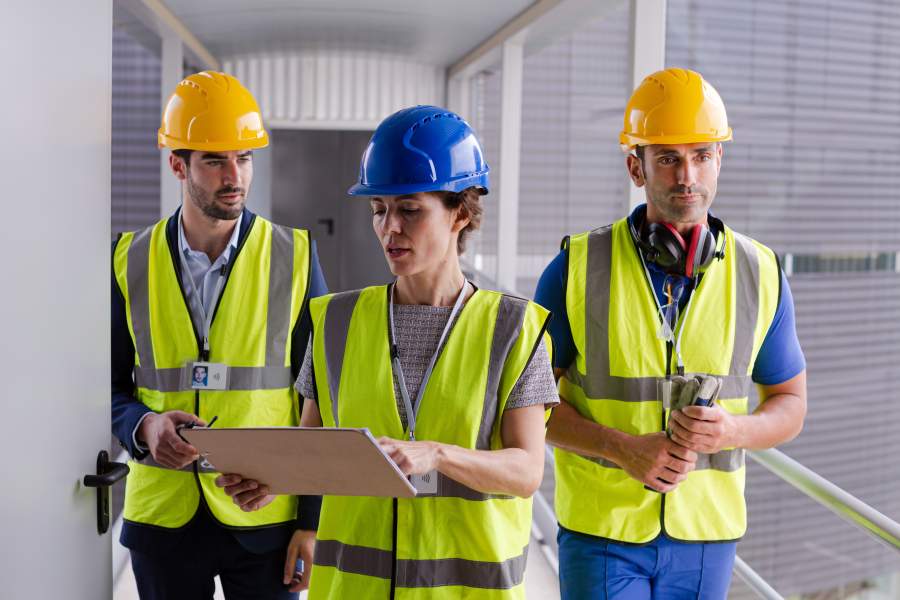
[
  {"xmin": 649, "ymin": 184, "xmax": 714, "ymax": 224},
  {"xmin": 186, "ymin": 174, "xmax": 245, "ymax": 221}
]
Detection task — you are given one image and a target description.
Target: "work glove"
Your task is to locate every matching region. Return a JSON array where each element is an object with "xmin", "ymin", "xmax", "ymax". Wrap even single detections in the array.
[{"xmin": 661, "ymin": 374, "xmax": 723, "ymax": 438}]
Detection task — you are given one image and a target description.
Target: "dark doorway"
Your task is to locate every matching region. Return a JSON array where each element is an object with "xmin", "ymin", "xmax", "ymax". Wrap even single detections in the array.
[{"xmin": 271, "ymin": 129, "xmax": 392, "ymax": 293}]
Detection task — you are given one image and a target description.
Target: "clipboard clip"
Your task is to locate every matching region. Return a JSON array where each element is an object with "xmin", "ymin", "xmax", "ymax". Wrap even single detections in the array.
[{"xmin": 176, "ymin": 415, "xmax": 218, "ymax": 444}]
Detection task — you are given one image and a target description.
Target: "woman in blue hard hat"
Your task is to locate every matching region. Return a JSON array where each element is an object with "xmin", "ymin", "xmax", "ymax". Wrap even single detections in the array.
[{"xmin": 228, "ymin": 106, "xmax": 558, "ymax": 598}]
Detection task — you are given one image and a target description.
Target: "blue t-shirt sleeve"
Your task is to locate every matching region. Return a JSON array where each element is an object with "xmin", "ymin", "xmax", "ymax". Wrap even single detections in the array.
[
  {"xmin": 534, "ymin": 249, "xmax": 577, "ymax": 370},
  {"xmin": 308, "ymin": 239, "xmax": 329, "ymax": 298},
  {"xmin": 751, "ymin": 270, "xmax": 806, "ymax": 385}
]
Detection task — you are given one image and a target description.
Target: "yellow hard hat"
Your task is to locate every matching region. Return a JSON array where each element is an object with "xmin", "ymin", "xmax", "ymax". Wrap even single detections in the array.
[
  {"xmin": 158, "ymin": 71, "xmax": 269, "ymax": 152},
  {"xmin": 619, "ymin": 68, "xmax": 732, "ymax": 151}
]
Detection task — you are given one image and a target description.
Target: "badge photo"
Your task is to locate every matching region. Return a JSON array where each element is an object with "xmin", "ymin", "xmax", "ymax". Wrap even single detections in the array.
[{"xmin": 190, "ymin": 362, "xmax": 228, "ymax": 390}]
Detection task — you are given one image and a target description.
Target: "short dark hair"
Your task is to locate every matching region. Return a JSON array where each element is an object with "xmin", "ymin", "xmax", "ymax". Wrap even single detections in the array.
[
  {"xmin": 172, "ymin": 149, "xmax": 193, "ymax": 166},
  {"xmin": 439, "ymin": 187, "xmax": 484, "ymax": 255}
]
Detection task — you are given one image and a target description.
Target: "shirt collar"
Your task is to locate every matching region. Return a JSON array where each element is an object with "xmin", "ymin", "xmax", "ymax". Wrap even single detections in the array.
[{"xmin": 178, "ymin": 210, "xmax": 243, "ymax": 263}]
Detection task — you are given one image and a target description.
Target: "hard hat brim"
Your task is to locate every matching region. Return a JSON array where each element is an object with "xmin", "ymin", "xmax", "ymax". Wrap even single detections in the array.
[
  {"xmin": 347, "ymin": 174, "xmax": 489, "ymax": 197},
  {"xmin": 619, "ymin": 129, "xmax": 733, "ymax": 151},
  {"xmin": 158, "ymin": 130, "xmax": 270, "ymax": 152}
]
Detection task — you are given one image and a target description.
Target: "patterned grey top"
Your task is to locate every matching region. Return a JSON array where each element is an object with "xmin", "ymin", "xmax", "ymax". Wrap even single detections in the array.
[{"xmin": 295, "ymin": 301, "xmax": 558, "ymax": 429}]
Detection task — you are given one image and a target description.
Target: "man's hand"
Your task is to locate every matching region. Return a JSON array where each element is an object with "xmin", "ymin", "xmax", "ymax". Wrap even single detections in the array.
[
  {"xmin": 378, "ymin": 437, "xmax": 442, "ymax": 476},
  {"xmin": 214, "ymin": 474, "xmax": 276, "ymax": 511},
  {"xmin": 283, "ymin": 529, "xmax": 316, "ymax": 592},
  {"xmin": 668, "ymin": 404, "xmax": 737, "ymax": 455},
  {"xmin": 138, "ymin": 411, "xmax": 205, "ymax": 469},
  {"xmin": 616, "ymin": 432, "xmax": 698, "ymax": 493}
]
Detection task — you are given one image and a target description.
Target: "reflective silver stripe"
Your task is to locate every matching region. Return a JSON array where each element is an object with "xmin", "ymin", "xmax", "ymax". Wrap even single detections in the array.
[
  {"xmin": 134, "ymin": 365, "xmax": 292, "ymax": 391},
  {"xmin": 136, "ymin": 455, "xmax": 218, "ymax": 473},
  {"xmin": 434, "ymin": 473, "xmax": 512, "ymax": 501},
  {"xmin": 568, "ymin": 371, "xmax": 752, "ymax": 402},
  {"xmin": 315, "ymin": 539, "xmax": 528, "ymax": 590},
  {"xmin": 582, "ymin": 226, "xmax": 614, "ymax": 395},
  {"xmin": 126, "ymin": 225, "xmax": 156, "ymax": 369},
  {"xmin": 397, "ymin": 545, "xmax": 528, "ymax": 590},
  {"xmin": 314, "ymin": 539, "xmax": 392, "ymax": 579},
  {"xmin": 732, "ymin": 233, "xmax": 761, "ymax": 412},
  {"xmin": 265, "ymin": 224, "xmax": 295, "ymax": 368},
  {"xmin": 583, "ymin": 448, "xmax": 745, "ymax": 473},
  {"xmin": 476, "ymin": 296, "xmax": 528, "ymax": 450},
  {"xmin": 323, "ymin": 291, "xmax": 362, "ymax": 428}
]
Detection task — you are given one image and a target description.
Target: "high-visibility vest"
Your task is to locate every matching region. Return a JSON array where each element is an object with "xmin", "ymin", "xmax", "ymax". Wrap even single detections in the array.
[
  {"xmin": 113, "ymin": 213, "xmax": 311, "ymax": 529},
  {"xmin": 555, "ymin": 218, "xmax": 780, "ymax": 542},
  {"xmin": 307, "ymin": 285, "xmax": 550, "ymax": 600}
]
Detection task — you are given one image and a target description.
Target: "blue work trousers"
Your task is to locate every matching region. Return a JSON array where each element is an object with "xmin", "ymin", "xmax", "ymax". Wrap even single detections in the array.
[{"xmin": 558, "ymin": 526, "xmax": 736, "ymax": 600}]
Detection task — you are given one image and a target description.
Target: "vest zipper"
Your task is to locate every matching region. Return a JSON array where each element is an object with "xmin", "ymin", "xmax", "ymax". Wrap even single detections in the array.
[
  {"xmin": 659, "ymin": 272, "xmax": 705, "ymax": 537},
  {"xmin": 390, "ymin": 498, "xmax": 398, "ymax": 599},
  {"xmin": 659, "ymin": 339, "xmax": 673, "ymax": 536}
]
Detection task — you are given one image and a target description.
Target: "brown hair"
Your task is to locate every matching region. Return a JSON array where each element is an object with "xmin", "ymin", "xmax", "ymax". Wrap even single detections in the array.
[{"xmin": 439, "ymin": 187, "xmax": 484, "ymax": 255}]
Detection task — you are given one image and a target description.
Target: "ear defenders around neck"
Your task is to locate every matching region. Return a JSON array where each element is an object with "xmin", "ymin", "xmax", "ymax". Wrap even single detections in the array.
[{"xmin": 629, "ymin": 214, "xmax": 724, "ymax": 277}]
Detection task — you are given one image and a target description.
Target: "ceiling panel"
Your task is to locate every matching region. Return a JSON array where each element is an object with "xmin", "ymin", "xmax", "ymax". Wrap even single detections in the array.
[{"xmin": 163, "ymin": 0, "xmax": 535, "ymax": 65}]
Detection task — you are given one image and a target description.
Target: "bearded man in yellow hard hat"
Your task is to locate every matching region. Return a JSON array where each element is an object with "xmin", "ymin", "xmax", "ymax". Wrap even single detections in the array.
[
  {"xmin": 535, "ymin": 68, "xmax": 808, "ymax": 598},
  {"xmin": 111, "ymin": 71, "xmax": 328, "ymax": 599}
]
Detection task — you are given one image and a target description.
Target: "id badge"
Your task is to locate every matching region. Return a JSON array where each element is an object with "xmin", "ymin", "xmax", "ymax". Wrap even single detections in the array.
[
  {"xmin": 410, "ymin": 470, "xmax": 438, "ymax": 495},
  {"xmin": 190, "ymin": 362, "xmax": 228, "ymax": 390}
]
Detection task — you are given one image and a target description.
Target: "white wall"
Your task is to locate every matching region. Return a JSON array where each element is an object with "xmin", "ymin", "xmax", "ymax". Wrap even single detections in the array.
[{"xmin": 0, "ymin": 1, "xmax": 114, "ymax": 597}]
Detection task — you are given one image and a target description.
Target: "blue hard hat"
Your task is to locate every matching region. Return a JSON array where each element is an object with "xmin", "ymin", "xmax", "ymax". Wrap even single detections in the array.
[{"xmin": 348, "ymin": 105, "xmax": 490, "ymax": 196}]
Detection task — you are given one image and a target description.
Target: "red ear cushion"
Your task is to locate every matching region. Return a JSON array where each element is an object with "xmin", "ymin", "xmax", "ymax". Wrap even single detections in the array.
[
  {"xmin": 661, "ymin": 222, "xmax": 687, "ymax": 251},
  {"xmin": 685, "ymin": 224, "xmax": 703, "ymax": 278}
]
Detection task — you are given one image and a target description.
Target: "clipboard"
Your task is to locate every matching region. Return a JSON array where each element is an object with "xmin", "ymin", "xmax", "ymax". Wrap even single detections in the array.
[{"xmin": 180, "ymin": 427, "xmax": 417, "ymax": 498}]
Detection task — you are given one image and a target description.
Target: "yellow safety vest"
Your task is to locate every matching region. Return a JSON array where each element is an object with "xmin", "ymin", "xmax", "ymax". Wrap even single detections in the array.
[
  {"xmin": 555, "ymin": 218, "xmax": 780, "ymax": 542},
  {"xmin": 113, "ymin": 213, "xmax": 311, "ymax": 529},
  {"xmin": 307, "ymin": 285, "xmax": 550, "ymax": 600}
]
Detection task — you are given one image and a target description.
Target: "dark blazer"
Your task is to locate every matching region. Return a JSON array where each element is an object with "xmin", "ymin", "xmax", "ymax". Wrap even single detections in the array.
[{"xmin": 111, "ymin": 207, "xmax": 328, "ymax": 555}]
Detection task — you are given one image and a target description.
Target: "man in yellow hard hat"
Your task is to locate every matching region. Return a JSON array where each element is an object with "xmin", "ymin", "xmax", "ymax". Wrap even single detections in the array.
[
  {"xmin": 535, "ymin": 68, "xmax": 808, "ymax": 598},
  {"xmin": 111, "ymin": 71, "xmax": 328, "ymax": 599}
]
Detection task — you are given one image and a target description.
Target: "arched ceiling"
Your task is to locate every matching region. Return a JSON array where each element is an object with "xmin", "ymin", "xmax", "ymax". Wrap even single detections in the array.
[{"xmin": 161, "ymin": 0, "xmax": 536, "ymax": 65}]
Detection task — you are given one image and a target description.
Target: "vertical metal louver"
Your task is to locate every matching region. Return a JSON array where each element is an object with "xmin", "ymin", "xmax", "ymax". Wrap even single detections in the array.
[
  {"xmin": 667, "ymin": 0, "xmax": 900, "ymax": 596},
  {"xmin": 111, "ymin": 27, "xmax": 161, "ymax": 236},
  {"xmin": 470, "ymin": 3, "xmax": 632, "ymax": 294}
]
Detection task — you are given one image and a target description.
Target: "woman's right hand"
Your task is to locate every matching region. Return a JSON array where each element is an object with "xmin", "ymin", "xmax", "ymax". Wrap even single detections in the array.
[
  {"xmin": 378, "ymin": 437, "xmax": 443, "ymax": 476},
  {"xmin": 215, "ymin": 473, "xmax": 275, "ymax": 511}
]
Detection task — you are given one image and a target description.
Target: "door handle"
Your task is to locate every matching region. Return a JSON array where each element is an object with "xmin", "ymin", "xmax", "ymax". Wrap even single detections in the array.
[
  {"xmin": 317, "ymin": 218, "xmax": 335, "ymax": 236},
  {"xmin": 83, "ymin": 450, "xmax": 129, "ymax": 535}
]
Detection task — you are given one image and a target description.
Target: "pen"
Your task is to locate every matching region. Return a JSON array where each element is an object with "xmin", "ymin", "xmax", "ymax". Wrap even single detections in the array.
[{"xmin": 207, "ymin": 415, "xmax": 219, "ymax": 428}]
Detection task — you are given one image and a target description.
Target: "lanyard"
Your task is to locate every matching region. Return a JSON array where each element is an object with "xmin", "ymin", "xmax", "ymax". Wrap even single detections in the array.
[
  {"xmin": 636, "ymin": 248, "xmax": 697, "ymax": 376},
  {"xmin": 389, "ymin": 279, "xmax": 468, "ymax": 441},
  {"xmin": 179, "ymin": 252, "xmax": 228, "ymax": 359}
]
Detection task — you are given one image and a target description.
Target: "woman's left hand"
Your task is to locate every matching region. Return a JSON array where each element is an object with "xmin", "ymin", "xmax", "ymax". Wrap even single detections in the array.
[
  {"xmin": 378, "ymin": 437, "xmax": 443, "ymax": 476},
  {"xmin": 215, "ymin": 473, "xmax": 275, "ymax": 511}
]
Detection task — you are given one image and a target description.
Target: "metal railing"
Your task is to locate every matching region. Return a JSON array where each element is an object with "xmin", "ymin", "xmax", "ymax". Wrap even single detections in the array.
[
  {"xmin": 733, "ymin": 556, "xmax": 783, "ymax": 600},
  {"xmin": 749, "ymin": 448, "xmax": 900, "ymax": 553}
]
